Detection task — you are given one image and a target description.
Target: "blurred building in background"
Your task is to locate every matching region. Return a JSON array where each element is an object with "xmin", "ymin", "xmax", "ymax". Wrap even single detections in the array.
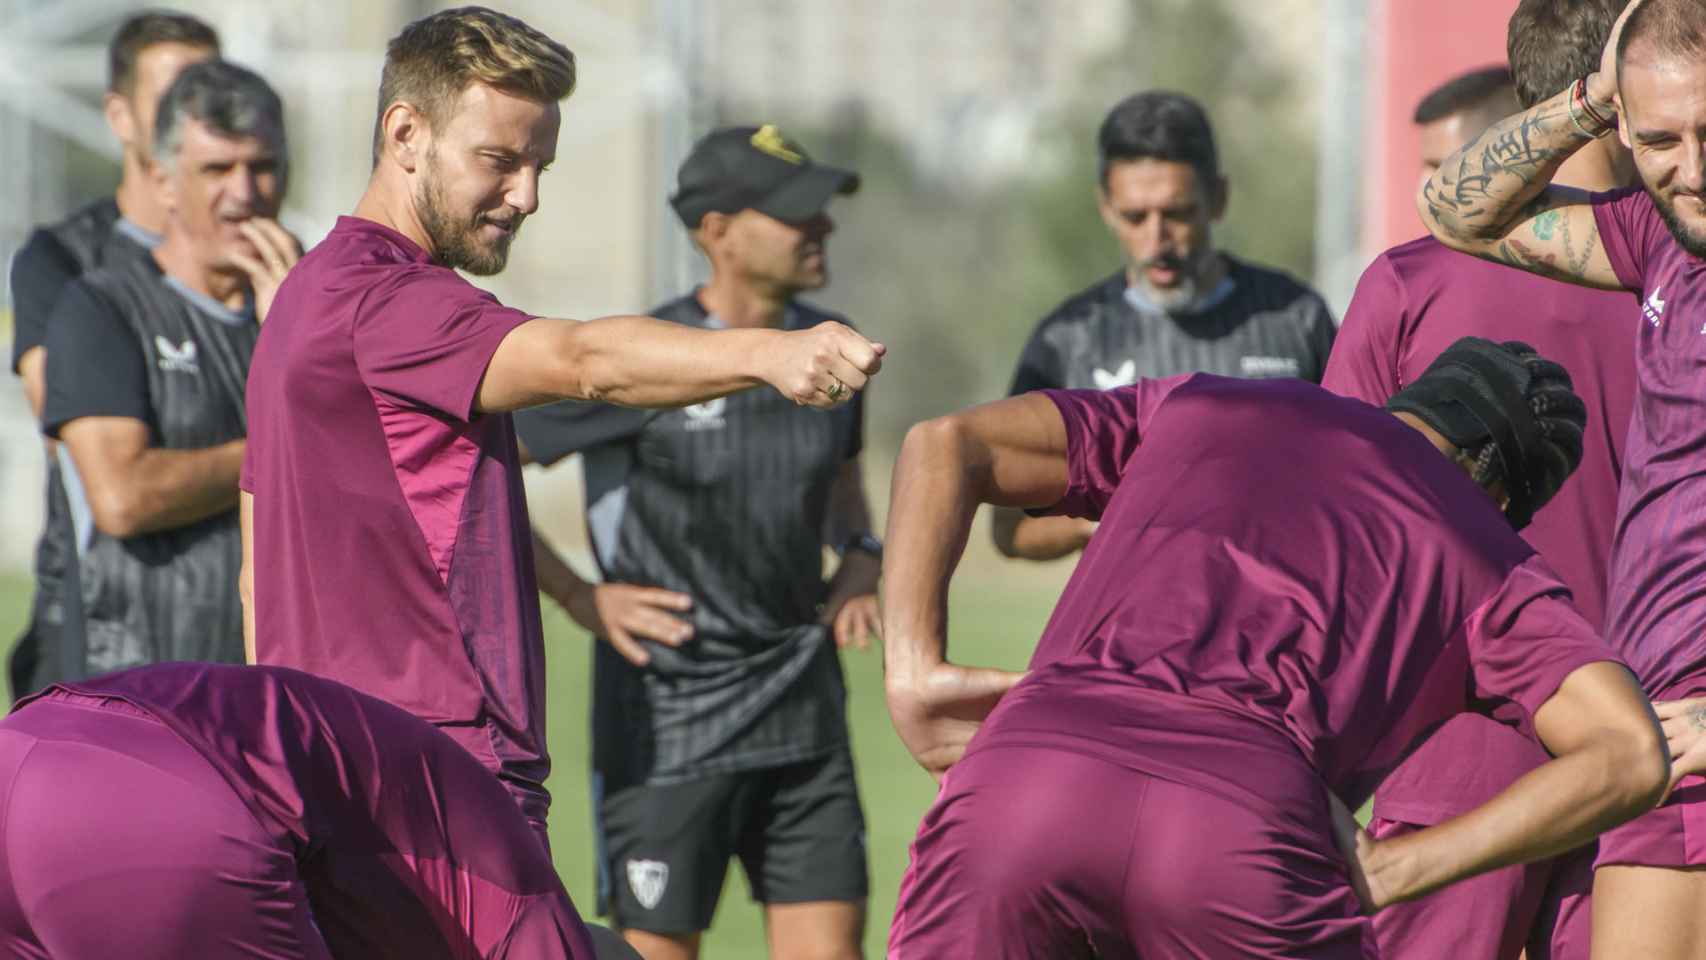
[{"xmin": 1, "ymin": 0, "xmax": 1519, "ymax": 571}]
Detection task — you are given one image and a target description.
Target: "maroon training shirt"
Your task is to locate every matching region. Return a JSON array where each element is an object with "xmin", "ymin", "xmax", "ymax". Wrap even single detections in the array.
[
  {"xmin": 976, "ymin": 376, "xmax": 1621, "ymax": 816},
  {"xmin": 1322, "ymin": 238, "xmax": 1637, "ymax": 825},
  {"xmin": 1594, "ymin": 188, "xmax": 1706, "ymax": 703},
  {"xmin": 241, "ymin": 217, "xmax": 548, "ymax": 802}
]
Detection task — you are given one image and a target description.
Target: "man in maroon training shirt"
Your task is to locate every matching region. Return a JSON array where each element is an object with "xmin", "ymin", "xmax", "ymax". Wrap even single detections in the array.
[
  {"xmin": 1418, "ymin": 2, "xmax": 1706, "ymax": 953},
  {"xmin": 1324, "ymin": 3, "xmax": 1638, "ymax": 956},
  {"xmin": 240, "ymin": 8, "xmax": 882, "ymax": 843},
  {"xmin": 0, "ymin": 662, "xmax": 626, "ymax": 959},
  {"xmin": 882, "ymin": 341, "xmax": 1669, "ymax": 958}
]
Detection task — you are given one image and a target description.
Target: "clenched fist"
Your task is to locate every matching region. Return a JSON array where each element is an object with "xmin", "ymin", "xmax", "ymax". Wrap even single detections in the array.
[{"xmin": 764, "ymin": 321, "xmax": 885, "ymax": 409}]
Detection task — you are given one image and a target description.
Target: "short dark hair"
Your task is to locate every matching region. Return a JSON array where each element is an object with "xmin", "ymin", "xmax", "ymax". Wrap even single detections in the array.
[
  {"xmin": 1617, "ymin": 0, "xmax": 1706, "ymax": 73},
  {"xmin": 1413, "ymin": 66, "xmax": 1514, "ymax": 124},
  {"xmin": 373, "ymin": 6, "xmax": 576, "ymax": 164},
  {"xmin": 1097, "ymin": 91, "xmax": 1219, "ymax": 189},
  {"xmin": 1508, "ymin": 0, "xmax": 1622, "ymax": 108},
  {"xmin": 153, "ymin": 60, "xmax": 287, "ymax": 173},
  {"xmin": 107, "ymin": 10, "xmax": 220, "ymax": 97}
]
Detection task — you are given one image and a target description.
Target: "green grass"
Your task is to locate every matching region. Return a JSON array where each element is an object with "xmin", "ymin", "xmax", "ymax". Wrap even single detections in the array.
[
  {"xmin": 0, "ymin": 555, "xmax": 1074, "ymax": 959},
  {"xmin": 540, "ymin": 559, "xmax": 1069, "ymax": 957}
]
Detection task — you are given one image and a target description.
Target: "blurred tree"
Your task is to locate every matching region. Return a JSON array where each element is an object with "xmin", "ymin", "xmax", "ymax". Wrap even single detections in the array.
[{"xmin": 717, "ymin": 0, "xmax": 1320, "ymax": 455}]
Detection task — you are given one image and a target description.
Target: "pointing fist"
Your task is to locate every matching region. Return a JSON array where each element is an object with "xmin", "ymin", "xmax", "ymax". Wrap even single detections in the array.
[{"xmin": 765, "ymin": 321, "xmax": 885, "ymax": 409}]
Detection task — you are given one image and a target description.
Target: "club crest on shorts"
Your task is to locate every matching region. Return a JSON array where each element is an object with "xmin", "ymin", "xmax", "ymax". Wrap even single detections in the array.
[{"xmin": 626, "ymin": 858, "xmax": 670, "ymax": 909}]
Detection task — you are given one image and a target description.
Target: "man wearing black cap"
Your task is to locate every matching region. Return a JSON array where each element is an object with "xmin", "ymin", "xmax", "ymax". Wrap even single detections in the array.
[{"xmin": 517, "ymin": 125, "xmax": 875, "ymax": 960}]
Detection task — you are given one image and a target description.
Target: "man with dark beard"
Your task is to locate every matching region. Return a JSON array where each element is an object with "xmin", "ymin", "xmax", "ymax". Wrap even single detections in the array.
[
  {"xmin": 992, "ymin": 91, "xmax": 1337, "ymax": 562},
  {"xmin": 239, "ymin": 6, "xmax": 883, "ymax": 848}
]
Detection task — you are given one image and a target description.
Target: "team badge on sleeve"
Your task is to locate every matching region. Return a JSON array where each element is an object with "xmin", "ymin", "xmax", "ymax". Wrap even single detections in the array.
[{"xmin": 626, "ymin": 858, "xmax": 670, "ymax": 909}]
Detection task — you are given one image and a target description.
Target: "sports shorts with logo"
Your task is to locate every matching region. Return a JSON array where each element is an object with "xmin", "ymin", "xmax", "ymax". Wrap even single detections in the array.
[{"xmin": 597, "ymin": 747, "xmax": 868, "ymax": 934}]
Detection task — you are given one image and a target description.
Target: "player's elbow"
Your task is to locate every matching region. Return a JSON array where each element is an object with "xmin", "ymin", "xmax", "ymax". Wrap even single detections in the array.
[
  {"xmin": 1415, "ymin": 183, "xmax": 1490, "ymax": 248},
  {"xmin": 1583, "ymin": 715, "xmax": 1670, "ymax": 819},
  {"xmin": 1618, "ymin": 720, "xmax": 1671, "ymax": 813},
  {"xmin": 87, "ymin": 485, "xmax": 148, "ymax": 539},
  {"xmin": 550, "ymin": 323, "xmax": 602, "ymax": 402}
]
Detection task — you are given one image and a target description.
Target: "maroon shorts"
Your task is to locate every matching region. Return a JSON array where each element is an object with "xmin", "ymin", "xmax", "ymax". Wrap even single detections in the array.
[
  {"xmin": 1369, "ymin": 818, "xmax": 1593, "ymax": 960},
  {"xmin": 0, "ymin": 694, "xmax": 592, "ymax": 959},
  {"xmin": 888, "ymin": 745, "xmax": 1374, "ymax": 959},
  {"xmin": 1596, "ymin": 774, "xmax": 1706, "ymax": 869},
  {"xmin": 0, "ymin": 697, "xmax": 330, "ymax": 959}
]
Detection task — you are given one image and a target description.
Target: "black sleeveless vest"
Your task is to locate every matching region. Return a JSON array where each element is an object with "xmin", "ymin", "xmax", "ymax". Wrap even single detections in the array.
[
  {"xmin": 70, "ymin": 255, "xmax": 256, "ymax": 672},
  {"xmin": 23, "ymin": 199, "xmax": 139, "ymax": 689}
]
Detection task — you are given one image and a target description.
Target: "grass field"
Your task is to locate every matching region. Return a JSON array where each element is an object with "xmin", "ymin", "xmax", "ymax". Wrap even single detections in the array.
[{"xmin": 0, "ymin": 546, "xmax": 1074, "ymax": 958}]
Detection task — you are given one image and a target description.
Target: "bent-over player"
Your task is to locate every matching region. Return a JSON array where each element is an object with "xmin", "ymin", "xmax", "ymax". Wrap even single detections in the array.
[{"xmin": 884, "ymin": 340, "xmax": 1669, "ymax": 958}]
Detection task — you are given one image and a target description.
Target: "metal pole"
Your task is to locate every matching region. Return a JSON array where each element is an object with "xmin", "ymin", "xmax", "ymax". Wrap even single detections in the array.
[
  {"xmin": 649, "ymin": 0, "xmax": 710, "ymax": 305},
  {"xmin": 1312, "ymin": 0, "xmax": 1370, "ymax": 317}
]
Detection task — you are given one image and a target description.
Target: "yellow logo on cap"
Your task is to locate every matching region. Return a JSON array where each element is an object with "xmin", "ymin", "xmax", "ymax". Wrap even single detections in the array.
[{"xmin": 751, "ymin": 125, "xmax": 803, "ymax": 164}]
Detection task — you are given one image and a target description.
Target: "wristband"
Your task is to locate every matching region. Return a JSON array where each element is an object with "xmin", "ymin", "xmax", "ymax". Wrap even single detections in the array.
[
  {"xmin": 1572, "ymin": 76, "xmax": 1615, "ymax": 137},
  {"xmin": 837, "ymin": 532, "xmax": 883, "ymax": 560}
]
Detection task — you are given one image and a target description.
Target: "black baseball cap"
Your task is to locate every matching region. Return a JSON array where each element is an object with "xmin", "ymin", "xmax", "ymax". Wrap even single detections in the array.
[{"xmin": 671, "ymin": 124, "xmax": 860, "ymax": 228}]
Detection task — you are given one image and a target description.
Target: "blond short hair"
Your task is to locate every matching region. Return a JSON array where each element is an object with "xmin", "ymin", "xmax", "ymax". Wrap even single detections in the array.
[{"xmin": 372, "ymin": 6, "xmax": 576, "ymax": 163}]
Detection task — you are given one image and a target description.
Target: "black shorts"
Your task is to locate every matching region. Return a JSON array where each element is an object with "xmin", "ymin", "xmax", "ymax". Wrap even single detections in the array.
[{"xmin": 595, "ymin": 747, "xmax": 868, "ymax": 934}]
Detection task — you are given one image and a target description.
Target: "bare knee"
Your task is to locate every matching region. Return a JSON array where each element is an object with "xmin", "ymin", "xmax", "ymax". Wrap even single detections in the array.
[
  {"xmin": 767, "ymin": 900, "xmax": 864, "ymax": 960},
  {"xmin": 621, "ymin": 927, "xmax": 700, "ymax": 960}
]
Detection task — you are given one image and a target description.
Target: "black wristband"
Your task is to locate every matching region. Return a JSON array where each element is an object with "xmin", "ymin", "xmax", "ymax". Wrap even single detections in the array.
[{"xmin": 837, "ymin": 532, "xmax": 883, "ymax": 560}]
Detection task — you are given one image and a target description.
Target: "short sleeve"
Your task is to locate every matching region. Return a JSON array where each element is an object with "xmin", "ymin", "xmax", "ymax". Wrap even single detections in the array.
[
  {"xmin": 1008, "ymin": 322, "xmax": 1064, "ymax": 396},
  {"xmin": 353, "ymin": 265, "xmax": 532, "ymax": 421},
  {"xmin": 512, "ymin": 400, "xmax": 652, "ymax": 466},
  {"xmin": 1465, "ymin": 556, "xmax": 1625, "ymax": 738},
  {"xmin": 41, "ymin": 281, "xmax": 150, "ymax": 438},
  {"xmin": 1321, "ymin": 255, "xmax": 1405, "ymax": 405},
  {"xmin": 1592, "ymin": 187, "xmax": 1669, "ymax": 292},
  {"xmin": 1037, "ymin": 374, "xmax": 1192, "ymax": 519},
  {"xmin": 9, "ymin": 228, "xmax": 82, "ymax": 373}
]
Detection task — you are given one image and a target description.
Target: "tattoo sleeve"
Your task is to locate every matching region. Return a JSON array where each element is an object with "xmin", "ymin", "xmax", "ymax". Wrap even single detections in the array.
[{"xmin": 1418, "ymin": 85, "xmax": 1594, "ymax": 245}]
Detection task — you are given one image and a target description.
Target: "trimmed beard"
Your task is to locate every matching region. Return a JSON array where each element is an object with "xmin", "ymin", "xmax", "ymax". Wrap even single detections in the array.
[
  {"xmin": 1650, "ymin": 185, "xmax": 1706, "ymax": 261},
  {"xmin": 416, "ymin": 151, "xmax": 517, "ymax": 276},
  {"xmin": 1130, "ymin": 247, "xmax": 1219, "ymax": 315}
]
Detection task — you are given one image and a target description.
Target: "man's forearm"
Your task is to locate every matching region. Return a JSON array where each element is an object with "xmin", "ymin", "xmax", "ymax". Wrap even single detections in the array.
[
  {"xmin": 822, "ymin": 461, "xmax": 874, "ymax": 548},
  {"xmin": 1419, "ymin": 84, "xmax": 1599, "ymax": 243},
  {"xmin": 566, "ymin": 316, "xmax": 779, "ymax": 407},
  {"xmin": 531, "ymin": 524, "xmax": 593, "ymax": 609},
  {"xmin": 18, "ymin": 346, "xmax": 46, "ymax": 422},
  {"xmin": 883, "ymin": 419, "xmax": 989, "ymax": 679},
  {"xmin": 992, "ymin": 507, "xmax": 1092, "ymax": 561},
  {"xmin": 106, "ymin": 440, "xmax": 245, "ymax": 537},
  {"xmin": 1370, "ymin": 732, "xmax": 1661, "ymax": 906},
  {"xmin": 240, "ymin": 490, "xmax": 256, "ymax": 664}
]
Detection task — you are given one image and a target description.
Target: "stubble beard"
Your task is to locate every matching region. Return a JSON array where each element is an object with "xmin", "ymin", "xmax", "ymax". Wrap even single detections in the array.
[
  {"xmin": 1651, "ymin": 185, "xmax": 1706, "ymax": 262},
  {"xmin": 417, "ymin": 154, "xmax": 515, "ymax": 276}
]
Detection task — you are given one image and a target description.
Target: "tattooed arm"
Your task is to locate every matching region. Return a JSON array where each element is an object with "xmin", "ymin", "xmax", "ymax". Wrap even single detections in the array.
[
  {"xmin": 1654, "ymin": 697, "xmax": 1706, "ymax": 797},
  {"xmin": 1415, "ymin": 0, "xmax": 1638, "ymax": 289}
]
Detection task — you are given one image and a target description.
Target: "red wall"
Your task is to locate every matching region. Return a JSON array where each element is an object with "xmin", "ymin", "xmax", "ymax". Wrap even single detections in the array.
[{"xmin": 1365, "ymin": 0, "xmax": 1520, "ymax": 256}]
